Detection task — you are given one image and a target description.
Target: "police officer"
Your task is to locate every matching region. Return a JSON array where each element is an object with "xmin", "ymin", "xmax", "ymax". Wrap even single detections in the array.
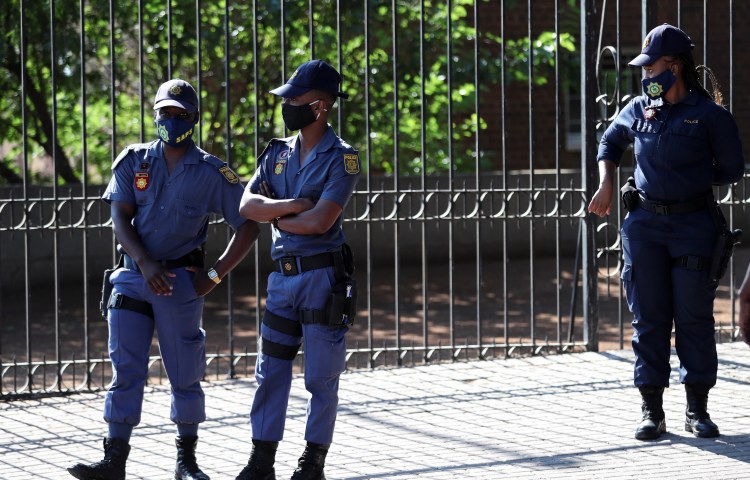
[
  {"xmin": 235, "ymin": 60, "xmax": 360, "ymax": 480},
  {"xmin": 588, "ymin": 24, "xmax": 744, "ymax": 440},
  {"xmin": 68, "ymin": 79, "xmax": 260, "ymax": 480}
]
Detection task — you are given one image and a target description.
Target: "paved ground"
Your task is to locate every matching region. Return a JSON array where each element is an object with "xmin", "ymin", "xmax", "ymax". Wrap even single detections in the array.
[{"xmin": 2, "ymin": 342, "xmax": 750, "ymax": 480}]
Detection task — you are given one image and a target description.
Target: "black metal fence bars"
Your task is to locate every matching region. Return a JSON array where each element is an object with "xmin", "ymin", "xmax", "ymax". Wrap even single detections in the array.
[{"xmin": 1, "ymin": 0, "xmax": 748, "ymax": 399}]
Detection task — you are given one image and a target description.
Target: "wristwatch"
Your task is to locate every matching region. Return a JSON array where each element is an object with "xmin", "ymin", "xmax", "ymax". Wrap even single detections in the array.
[{"xmin": 207, "ymin": 268, "xmax": 221, "ymax": 284}]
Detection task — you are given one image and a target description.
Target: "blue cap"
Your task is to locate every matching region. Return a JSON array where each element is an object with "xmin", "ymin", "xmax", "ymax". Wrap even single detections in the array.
[
  {"xmin": 629, "ymin": 23, "xmax": 693, "ymax": 66},
  {"xmin": 270, "ymin": 60, "xmax": 349, "ymax": 99},
  {"xmin": 153, "ymin": 79, "xmax": 198, "ymax": 112}
]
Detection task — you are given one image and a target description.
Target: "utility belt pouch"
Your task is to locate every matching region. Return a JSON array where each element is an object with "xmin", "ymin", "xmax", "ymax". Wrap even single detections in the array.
[
  {"xmin": 620, "ymin": 176, "xmax": 638, "ymax": 211},
  {"xmin": 100, "ymin": 255, "xmax": 123, "ymax": 318},
  {"xmin": 326, "ymin": 278, "xmax": 358, "ymax": 327},
  {"xmin": 709, "ymin": 227, "xmax": 742, "ymax": 282}
]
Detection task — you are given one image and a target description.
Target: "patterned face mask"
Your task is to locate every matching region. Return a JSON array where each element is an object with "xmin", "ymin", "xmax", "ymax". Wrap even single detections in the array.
[
  {"xmin": 641, "ymin": 68, "xmax": 677, "ymax": 100},
  {"xmin": 155, "ymin": 118, "xmax": 194, "ymax": 147}
]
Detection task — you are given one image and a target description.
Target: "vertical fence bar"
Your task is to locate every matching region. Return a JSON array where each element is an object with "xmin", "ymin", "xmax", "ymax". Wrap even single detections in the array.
[
  {"xmin": 419, "ymin": 0, "xmax": 428, "ymax": 362},
  {"xmin": 473, "ymin": 0, "xmax": 482, "ymax": 358},
  {"xmin": 581, "ymin": 0, "xmax": 599, "ymax": 351},
  {"xmin": 252, "ymin": 0, "xmax": 262, "ymax": 367},
  {"xmin": 51, "ymin": 0, "xmax": 63, "ymax": 394},
  {"xmin": 364, "ymin": 0, "xmax": 374, "ymax": 368},
  {"xmin": 80, "ymin": 0, "xmax": 91, "ymax": 391},
  {"xmin": 499, "ymin": 0, "xmax": 509, "ymax": 356},
  {"xmin": 446, "ymin": 0, "xmax": 455, "ymax": 358},
  {"xmin": 20, "ymin": 0, "xmax": 33, "ymax": 394},
  {"xmin": 526, "ymin": 0, "xmax": 535, "ymax": 350},
  {"xmin": 391, "ymin": 0, "xmax": 401, "ymax": 366}
]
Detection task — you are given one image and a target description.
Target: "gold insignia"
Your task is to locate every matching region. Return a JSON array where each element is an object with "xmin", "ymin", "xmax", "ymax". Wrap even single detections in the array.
[
  {"xmin": 645, "ymin": 81, "xmax": 663, "ymax": 99},
  {"xmin": 219, "ymin": 166, "xmax": 239, "ymax": 184},
  {"xmin": 274, "ymin": 160, "xmax": 285, "ymax": 175},
  {"xmin": 289, "ymin": 69, "xmax": 299, "ymax": 80},
  {"xmin": 169, "ymin": 85, "xmax": 182, "ymax": 95},
  {"xmin": 135, "ymin": 172, "xmax": 149, "ymax": 191},
  {"xmin": 283, "ymin": 261, "xmax": 293, "ymax": 272},
  {"xmin": 344, "ymin": 153, "xmax": 360, "ymax": 174},
  {"xmin": 157, "ymin": 123, "xmax": 169, "ymax": 142},
  {"xmin": 643, "ymin": 37, "xmax": 650, "ymax": 49}
]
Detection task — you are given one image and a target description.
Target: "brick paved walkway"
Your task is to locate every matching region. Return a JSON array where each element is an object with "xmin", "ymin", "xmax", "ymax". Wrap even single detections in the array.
[{"xmin": 2, "ymin": 342, "xmax": 750, "ymax": 479}]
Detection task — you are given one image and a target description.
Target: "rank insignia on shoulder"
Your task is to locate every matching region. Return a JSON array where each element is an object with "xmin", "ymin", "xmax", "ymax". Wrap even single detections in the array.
[
  {"xmin": 219, "ymin": 165, "xmax": 240, "ymax": 184},
  {"xmin": 344, "ymin": 153, "xmax": 360, "ymax": 174},
  {"xmin": 135, "ymin": 172, "xmax": 150, "ymax": 191}
]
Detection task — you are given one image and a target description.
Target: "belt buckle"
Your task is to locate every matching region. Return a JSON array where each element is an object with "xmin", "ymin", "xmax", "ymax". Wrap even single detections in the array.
[{"xmin": 279, "ymin": 257, "xmax": 298, "ymax": 275}]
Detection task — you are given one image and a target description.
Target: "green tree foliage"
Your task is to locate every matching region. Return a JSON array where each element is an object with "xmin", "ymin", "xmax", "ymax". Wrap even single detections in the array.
[{"xmin": 0, "ymin": 0, "xmax": 578, "ymax": 185}]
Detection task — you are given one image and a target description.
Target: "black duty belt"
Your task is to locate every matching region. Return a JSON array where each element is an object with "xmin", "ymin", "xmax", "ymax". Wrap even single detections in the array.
[
  {"xmin": 275, "ymin": 252, "xmax": 340, "ymax": 276},
  {"xmin": 638, "ymin": 194, "xmax": 710, "ymax": 215},
  {"xmin": 122, "ymin": 248, "xmax": 204, "ymax": 272}
]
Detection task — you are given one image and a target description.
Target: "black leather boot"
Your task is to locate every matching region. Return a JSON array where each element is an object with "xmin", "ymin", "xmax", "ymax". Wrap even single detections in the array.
[
  {"xmin": 685, "ymin": 383, "xmax": 720, "ymax": 438},
  {"xmin": 634, "ymin": 385, "xmax": 666, "ymax": 440},
  {"xmin": 175, "ymin": 435, "xmax": 210, "ymax": 480},
  {"xmin": 235, "ymin": 439, "xmax": 279, "ymax": 480},
  {"xmin": 290, "ymin": 442, "xmax": 329, "ymax": 480},
  {"xmin": 67, "ymin": 437, "xmax": 130, "ymax": 480}
]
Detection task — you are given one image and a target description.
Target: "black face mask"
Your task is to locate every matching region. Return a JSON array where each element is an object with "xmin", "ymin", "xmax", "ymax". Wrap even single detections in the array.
[{"xmin": 281, "ymin": 100, "xmax": 320, "ymax": 131}]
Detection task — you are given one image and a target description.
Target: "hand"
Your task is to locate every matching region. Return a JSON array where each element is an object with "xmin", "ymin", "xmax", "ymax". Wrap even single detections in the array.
[
  {"xmin": 140, "ymin": 259, "xmax": 177, "ymax": 296},
  {"xmin": 588, "ymin": 183, "xmax": 613, "ymax": 218},
  {"xmin": 186, "ymin": 266, "xmax": 218, "ymax": 297}
]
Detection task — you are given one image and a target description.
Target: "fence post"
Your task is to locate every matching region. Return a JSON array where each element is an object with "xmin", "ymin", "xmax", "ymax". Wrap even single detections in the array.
[{"xmin": 580, "ymin": 0, "xmax": 600, "ymax": 352}]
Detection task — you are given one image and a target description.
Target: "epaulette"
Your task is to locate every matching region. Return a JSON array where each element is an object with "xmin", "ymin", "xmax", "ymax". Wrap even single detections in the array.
[
  {"xmin": 257, "ymin": 137, "xmax": 291, "ymax": 164},
  {"xmin": 112, "ymin": 146, "xmax": 136, "ymax": 170},
  {"xmin": 201, "ymin": 154, "xmax": 241, "ymax": 184}
]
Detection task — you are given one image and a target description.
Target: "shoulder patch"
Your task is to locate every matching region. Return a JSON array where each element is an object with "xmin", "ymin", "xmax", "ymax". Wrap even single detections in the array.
[
  {"xmin": 219, "ymin": 165, "xmax": 240, "ymax": 184},
  {"xmin": 343, "ymin": 153, "xmax": 360, "ymax": 174}
]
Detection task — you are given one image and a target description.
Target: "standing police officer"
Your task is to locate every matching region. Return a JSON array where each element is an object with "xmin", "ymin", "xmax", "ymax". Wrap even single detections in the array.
[
  {"xmin": 68, "ymin": 79, "xmax": 259, "ymax": 480},
  {"xmin": 588, "ymin": 24, "xmax": 744, "ymax": 440},
  {"xmin": 235, "ymin": 60, "xmax": 360, "ymax": 480}
]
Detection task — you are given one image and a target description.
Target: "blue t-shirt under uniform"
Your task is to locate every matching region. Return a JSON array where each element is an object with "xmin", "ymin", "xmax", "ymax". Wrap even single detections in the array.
[
  {"xmin": 248, "ymin": 124, "xmax": 361, "ymax": 260},
  {"xmin": 102, "ymin": 140, "xmax": 247, "ymax": 261},
  {"xmin": 597, "ymin": 89, "xmax": 745, "ymax": 202}
]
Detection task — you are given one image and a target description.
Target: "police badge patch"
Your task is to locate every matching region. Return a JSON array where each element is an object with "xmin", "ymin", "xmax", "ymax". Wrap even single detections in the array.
[
  {"xmin": 219, "ymin": 166, "xmax": 240, "ymax": 184},
  {"xmin": 344, "ymin": 153, "xmax": 360, "ymax": 174},
  {"xmin": 135, "ymin": 172, "xmax": 149, "ymax": 191}
]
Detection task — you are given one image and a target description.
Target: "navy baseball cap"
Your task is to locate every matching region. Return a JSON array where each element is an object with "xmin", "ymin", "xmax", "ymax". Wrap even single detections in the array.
[
  {"xmin": 629, "ymin": 23, "xmax": 694, "ymax": 66},
  {"xmin": 153, "ymin": 79, "xmax": 198, "ymax": 112},
  {"xmin": 270, "ymin": 60, "xmax": 349, "ymax": 99}
]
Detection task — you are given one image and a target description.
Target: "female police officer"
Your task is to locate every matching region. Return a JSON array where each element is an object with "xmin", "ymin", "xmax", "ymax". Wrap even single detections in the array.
[{"xmin": 588, "ymin": 24, "xmax": 744, "ymax": 440}]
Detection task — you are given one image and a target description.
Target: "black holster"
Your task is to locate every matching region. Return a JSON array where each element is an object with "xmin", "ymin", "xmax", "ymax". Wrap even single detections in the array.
[
  {"xmin": 709, "ymin": 225, "xmax": 742, "ymax": 282},
  {"xmin": 99, "ymin": 255, "xmax": 123, "ymax": 318},
  {"xmin": 620, "ymin": 176, "xmax": 639, "ymax": 211}
]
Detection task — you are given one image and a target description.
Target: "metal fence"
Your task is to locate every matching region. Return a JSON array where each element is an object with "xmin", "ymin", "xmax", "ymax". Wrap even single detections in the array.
[{"xmin": 1, "ymin": 0, "xmax": 747, "ymax": 399}]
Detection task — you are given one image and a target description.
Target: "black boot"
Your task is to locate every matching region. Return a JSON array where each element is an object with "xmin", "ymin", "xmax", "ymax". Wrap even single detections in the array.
[
  {"xmin": 67, "ymin": 437, "xmax": 130, "ymax": 480},
  {"xmin": 175, "ymin": 435, "xmax": 210, "ymax": 480},
  {"xmin": 290, "ymin": 442, "xmax": 329, "ymax": 480},
  {"xmin": 235, "ymin": 439, "xmax": 278, "ymax": 480},
  {"xmin": 685, "ymin": 383, "xmax": 720, "ymax": 438},
  {"xmin": 634, "ymin": 385, "xmax": 666, "ymax": 440}
]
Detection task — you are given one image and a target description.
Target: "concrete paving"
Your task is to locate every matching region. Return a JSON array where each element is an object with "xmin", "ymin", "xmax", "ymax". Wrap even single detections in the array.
[{"xmin": 2, "ymin": 342, "xmax": 750, "ymax": 479}]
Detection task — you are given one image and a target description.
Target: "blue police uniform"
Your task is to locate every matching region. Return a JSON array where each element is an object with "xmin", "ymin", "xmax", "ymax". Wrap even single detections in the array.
[
  {"xmin": 598, "ymin": 90, "xmax": 744, "ymax": 387},
  {"xmin": 102, "ymin": 139, "xmax": 247, "ymax": 427},
  {"xmin": 247, "ymin": 124, "xmax": 360, "ymax": 445}
]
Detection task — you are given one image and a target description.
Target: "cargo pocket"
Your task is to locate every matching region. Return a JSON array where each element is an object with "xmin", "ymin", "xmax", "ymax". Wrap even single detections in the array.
[{"xmin": 177, "ymin": 328, "xmax": 206, "ymax": 388}]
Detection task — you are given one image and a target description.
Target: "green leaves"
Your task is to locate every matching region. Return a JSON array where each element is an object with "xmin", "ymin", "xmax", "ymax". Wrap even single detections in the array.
[{"xmin": 0, "ymin": 0, "xmax": 579, "ymax": 184}]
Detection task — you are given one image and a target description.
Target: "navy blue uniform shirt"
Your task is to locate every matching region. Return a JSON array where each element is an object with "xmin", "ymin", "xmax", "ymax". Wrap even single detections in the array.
[
  {"xmin": 103, "ymin": 140, "xmax": 247, "ymax": 261},
  {"xmin": 248, "ymin": 125, "xmax": 360, "ymax": 260},
  {"xmin": 597, "ymin": 89, "xmax": 744, "ymax": 202}
]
